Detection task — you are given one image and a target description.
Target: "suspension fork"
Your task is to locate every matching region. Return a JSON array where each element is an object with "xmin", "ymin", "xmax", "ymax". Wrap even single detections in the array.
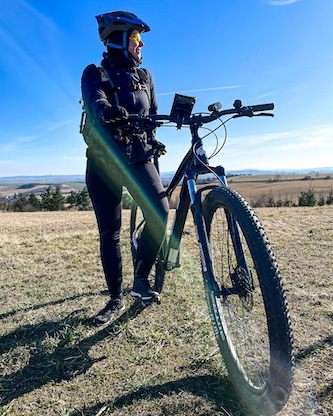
[
  {"xmin": 212, "ymin": 172, "xmax": 250, "ymax": 284},
  {"xmin": 217, "ymin": 171, "xmax": 250, "ymax": 276},
  {"xmin": 187, "ymin": 165, "xmax": 250, "ymax": 296},
  {"xmin": 186, "ymin": 168, "xmax": 221, "ymax": 295}
]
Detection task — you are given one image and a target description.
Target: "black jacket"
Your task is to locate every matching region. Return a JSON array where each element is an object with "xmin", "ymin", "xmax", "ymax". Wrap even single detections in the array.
[{"xmin": 81, "ymin": 53, "xmax": 158, "ymax": 165}]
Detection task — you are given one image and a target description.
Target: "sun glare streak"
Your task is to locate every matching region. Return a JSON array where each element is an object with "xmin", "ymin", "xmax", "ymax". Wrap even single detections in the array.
[{"xmin": 86, "ymin": 123, "xmax": 167, "ymax": 249}]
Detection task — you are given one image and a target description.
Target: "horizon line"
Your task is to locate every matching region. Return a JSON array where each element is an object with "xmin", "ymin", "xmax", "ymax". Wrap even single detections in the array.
[{"xmin": 1, "ymin": 166, "xmax": 333, "ymax": 181}]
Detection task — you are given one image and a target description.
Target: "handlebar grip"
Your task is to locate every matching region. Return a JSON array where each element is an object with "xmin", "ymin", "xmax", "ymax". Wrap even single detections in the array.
[{"xmin": 250, "ymin": 103, "xmax": 274, "ymax": 112}]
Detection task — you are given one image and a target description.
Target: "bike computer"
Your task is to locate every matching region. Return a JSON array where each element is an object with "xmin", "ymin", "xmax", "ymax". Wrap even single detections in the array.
[{"xmin": 170, "ymin": 94, "xmax": 196, "ymax": 128}]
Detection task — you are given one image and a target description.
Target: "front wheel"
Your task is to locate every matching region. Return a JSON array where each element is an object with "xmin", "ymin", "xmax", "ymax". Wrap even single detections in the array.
[
  {"xmin": 130, "ymin": 201, "xmax": 166, "ymax": 293},
  {"xmin": 202, "ymin": 187, "xmax": 293, "ymax": 415}
]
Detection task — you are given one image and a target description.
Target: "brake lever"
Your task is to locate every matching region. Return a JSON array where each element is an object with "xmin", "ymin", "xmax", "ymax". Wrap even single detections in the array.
[
  {"xmin": 255, "ymin": 113, "xmax": 274, "ymax": 117},
  {"xmin": 232, "ymin": 106, "xmax": 254, "ymax": 118},
  {"xmin": 233, "ymin": 111, "xmax": 274, "ymax": 119}
]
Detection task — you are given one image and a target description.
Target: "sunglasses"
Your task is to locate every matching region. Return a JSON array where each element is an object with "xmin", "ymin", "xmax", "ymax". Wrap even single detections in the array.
[{"xmin": 129, "ymin": 33, "xmax": 142, "ymax": 42}]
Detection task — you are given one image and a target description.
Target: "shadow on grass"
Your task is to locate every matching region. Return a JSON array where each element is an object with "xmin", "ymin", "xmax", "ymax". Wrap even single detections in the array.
[
  {"xmin": 69, "ymin": 375, "xmax": 243, "ymax": 416},
  {"xmin": 294, "ymin": 334, "xmax": 333, "ymax": 363},
  {"xmin": 317, "ymin": 381, "xmax": 333, "ymax": 400},
  {"xmin": 0, "ymin": 300, "xmax": 145, "ymax": 406},
  {"xmin": 0, "ymin": 289, "xmax": 110, "ymax": 320},
  {"xmin": 294, "ymin": 334, "xmax": 333, "ymax": 404}
]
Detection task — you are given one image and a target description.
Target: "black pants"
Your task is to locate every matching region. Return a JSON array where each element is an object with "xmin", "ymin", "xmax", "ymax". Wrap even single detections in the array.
[{"xmin": 86, "ymin": 159, "xmax": 169, "ymax": 297}]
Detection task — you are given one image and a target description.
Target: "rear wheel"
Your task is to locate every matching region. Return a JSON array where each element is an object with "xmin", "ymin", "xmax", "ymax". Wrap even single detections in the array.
[
  {"xmin": 202, "ymin": 187, "xmax": 293, "ymax": 415},
  {"xmin": 130, "ymin": 201, "xmax": 166, "ymax": 293}
]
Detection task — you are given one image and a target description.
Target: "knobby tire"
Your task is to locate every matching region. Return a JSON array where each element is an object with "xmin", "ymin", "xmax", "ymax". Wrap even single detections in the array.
[{"xmin": 202, "ymin": 187, "xmax": 293, "ymax": 415}]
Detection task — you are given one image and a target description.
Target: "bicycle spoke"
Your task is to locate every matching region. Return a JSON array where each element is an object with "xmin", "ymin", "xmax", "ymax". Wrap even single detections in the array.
[{"xmin": 209, "ymin": 207, "xmax": 270, "ymax": 388}]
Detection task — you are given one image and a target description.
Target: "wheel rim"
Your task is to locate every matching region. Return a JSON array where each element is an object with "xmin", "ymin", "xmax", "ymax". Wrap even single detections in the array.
[{"xmin": 209, "ymin": 206, "xmax": 271, "ymax": 390}]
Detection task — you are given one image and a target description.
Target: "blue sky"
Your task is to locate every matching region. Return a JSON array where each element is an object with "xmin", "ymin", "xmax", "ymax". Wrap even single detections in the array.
[{"xmin": 0, "ymin": 0, "xmax": 332, "ymax": 177}]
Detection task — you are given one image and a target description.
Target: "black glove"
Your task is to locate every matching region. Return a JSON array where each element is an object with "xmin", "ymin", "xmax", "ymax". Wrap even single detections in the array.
[
  {"xmin": 102, "ymin": 106, "xmax": 129, "ymax": 122},
  {"xmin": 151, "ymin": 139, "xmax": 166, "ymax": 155}
]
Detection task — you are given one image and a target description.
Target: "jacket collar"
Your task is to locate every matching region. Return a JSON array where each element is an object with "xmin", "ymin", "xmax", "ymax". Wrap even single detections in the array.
[{"xmin": 101, "ymin": 52, "xmax": 142, "ymax": 69}]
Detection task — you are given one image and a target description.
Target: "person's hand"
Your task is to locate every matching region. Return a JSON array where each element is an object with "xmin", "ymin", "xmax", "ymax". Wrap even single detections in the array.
[
  {"xmin": 103, "ymin": 106, "xmax": 129, "ymax": 122},
  {"xmin": 151, "ymin": 139, "xmax": 166, "ymax": 155}
]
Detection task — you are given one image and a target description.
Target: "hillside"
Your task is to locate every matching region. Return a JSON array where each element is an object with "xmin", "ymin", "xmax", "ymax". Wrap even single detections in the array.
[
  {"xmin": 0, "ymin": 182, "xmax": 86, "ymax": 198},
  {"xmin": 168, "ymin": 172, "xmax": 333, "ymax": 207},
  {"xmin": 1, "ymin": 172, "xmax": 332, "ymax": 201}
]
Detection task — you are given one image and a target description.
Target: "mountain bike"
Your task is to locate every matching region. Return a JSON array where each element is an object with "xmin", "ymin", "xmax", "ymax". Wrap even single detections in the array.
[{"xmin": 123, "ymin": 95, "xmax": 293, "ymax": 415}]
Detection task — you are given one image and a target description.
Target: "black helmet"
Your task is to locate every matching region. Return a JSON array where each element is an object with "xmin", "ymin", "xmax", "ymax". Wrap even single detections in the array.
[{"xmin": 96, "ymin": 11, "xmax": 150, "ymax": 45}]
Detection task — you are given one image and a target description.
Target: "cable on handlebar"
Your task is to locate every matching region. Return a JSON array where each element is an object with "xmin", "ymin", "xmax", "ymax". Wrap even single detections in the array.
[
  {"xmin": 199, "ymin": 126, "xmax": 220, "ymax": 158},
  {"xmin": 200, "ymin": 115, "xmax": 233, "ymax": 159},
  {"xmin": 209, "ymin": 117, "xmax": 228, "ymax": 159},
  {"xmin": 192, "ymin": 140, "xmax": 225, "ymax": 184}
]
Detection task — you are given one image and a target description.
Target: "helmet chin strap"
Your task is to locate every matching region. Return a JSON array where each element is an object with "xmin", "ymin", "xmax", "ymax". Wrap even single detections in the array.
[{"xmin": 105, "ymin": 32, "xmax": 129, "ymax": 58}]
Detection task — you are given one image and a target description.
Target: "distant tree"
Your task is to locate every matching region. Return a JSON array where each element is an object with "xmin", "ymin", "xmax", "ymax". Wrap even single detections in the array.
[
  {"xmin": 250, "ymin": 193, "xmax": 270, "ymax": 208},
  {"xmin": 283, "ymin": 198, "xmax": 294, "ymax": 207},
  {"xmin": 298, "ymin": 189, "xmax": 317, "ymax": 207},
  {"xmin": 51, "ymin": 186, "xmax": 66, "ymax": 210},
  {"xmin": 12, "ymin": 194, "xmax": 29, "ymax": 212},
  {"xmin": 317, "ymin": 195, "xmax": 326, "ymax": 206},
  {"xmin": 0, "ymin": 197, "xmax": 8, "ymax": 211},
  {"xmin": 275, "ymin": 197, "xmax": 284, "ymax": 207},
  {"xmin": 66, "ymin": 187, "xmax": 91, "ymax": 210},
  {"xmin": 40, "ymin": 186, "xmax": 66, "ymax": 211},
  {"xmin": 267, "ymin": 195, "xmax": 276, "ymax": 207},
  {"xmin": 326, "ymin": 190, "xmax": 333, "ymax": 205},
  {"xmin": 28, "ymin": 192, "xmax": 41, "ymax": 210},
  {"xmin": 40, "ymin": 186, "xmax": 53, "ymax": 211},
  {"xmin": 76, "ymin": 187, "xmax": 90, "ymax": 210},
  {"xmin": 67, "ymin": 190, "xmax": 78, "ymax": 209}
]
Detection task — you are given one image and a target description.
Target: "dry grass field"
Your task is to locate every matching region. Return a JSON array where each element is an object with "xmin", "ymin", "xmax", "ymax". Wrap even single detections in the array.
[
  {"xmin": 0, "ymin": 205, "xmax": 332, "ymax": 415},
  {"xmin": 229, "ymin": 177, "xmax": 333, "ymax": 203},
  {"xmin": 168, "ymin": 174, "xmax": 333, "ymax": 208}
]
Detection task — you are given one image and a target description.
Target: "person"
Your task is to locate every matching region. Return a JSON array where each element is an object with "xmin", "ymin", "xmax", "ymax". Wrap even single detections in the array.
[{"xmin": 80, "ymin": 11, "xmax": 169, "ymax": 325}]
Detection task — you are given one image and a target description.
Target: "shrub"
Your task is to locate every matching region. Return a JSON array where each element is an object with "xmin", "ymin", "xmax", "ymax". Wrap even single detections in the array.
[
  {"xmin": 40, "ymin": 186, "xmax": 66, "ymax": 211},
  {"xmin": 66, "ymin": 188, "xmax": 91, "ymax": 210},
  {"xmin": 318, "ymin": 195, "xmax": 326, "ymax": 206},
  {"xmin": 76, "ymin": 187, "xmax": 91, "ymax": 210},
  {"xmin": 250, "ymin": 194, "xmax": 273, "ymax": 208},
  {"xmin": 28, "ymin": 192, "xmax": 41, "ymax": 210},
  {"xmin": 326, "ymin": 190, "xmax": 333, "ymax": 205},
  {"xmin": 298, "ymin": 189, "xmax": 317, "ymax": 207}
]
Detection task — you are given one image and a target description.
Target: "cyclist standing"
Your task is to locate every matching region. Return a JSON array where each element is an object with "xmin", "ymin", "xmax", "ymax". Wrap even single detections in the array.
[{"xmin": 81, "ymin": 11, "xmax": 169, "ymax": 325}]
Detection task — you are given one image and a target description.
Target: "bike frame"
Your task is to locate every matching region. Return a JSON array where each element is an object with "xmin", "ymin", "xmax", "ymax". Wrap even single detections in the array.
[
  {"xmin": 129, "ymin": 101, "xmax": 274, "ymax": 297},
  {"xmin": 158, "ymin": 122, "xmax": 249, "ymax": 297}
]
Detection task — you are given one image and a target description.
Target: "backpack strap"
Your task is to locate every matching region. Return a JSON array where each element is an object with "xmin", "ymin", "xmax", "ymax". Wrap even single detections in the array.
[
  {"xmin": 137, "ymin": 68, "xmax": 151, "ymax": 104},
  {"xmin": 98, "ymin": 65, "xmax": 151, "ymax": 107},
  {"xmin": 99, "ymin": 64, "xmax": 120, "ymax": 106}
]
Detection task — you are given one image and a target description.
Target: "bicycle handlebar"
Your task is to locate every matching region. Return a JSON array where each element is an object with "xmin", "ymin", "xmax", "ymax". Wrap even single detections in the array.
[{"xmin": 125, "ymin": 101, "xmax": 274, "ymax": 128}]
